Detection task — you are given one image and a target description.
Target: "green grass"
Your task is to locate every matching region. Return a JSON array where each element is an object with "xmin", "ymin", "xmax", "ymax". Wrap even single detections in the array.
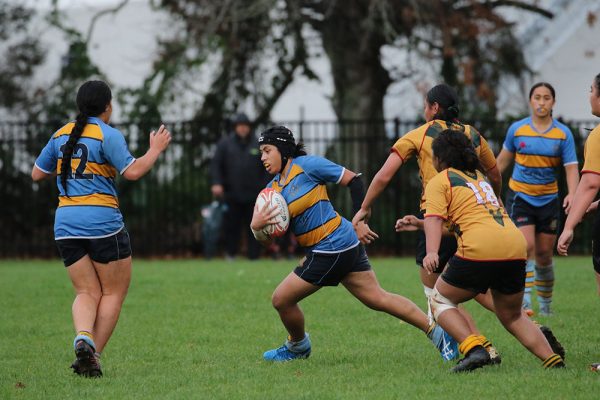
[{"xmin": 1, "ymin": 257, "xmax": 599, "ymax": 399}]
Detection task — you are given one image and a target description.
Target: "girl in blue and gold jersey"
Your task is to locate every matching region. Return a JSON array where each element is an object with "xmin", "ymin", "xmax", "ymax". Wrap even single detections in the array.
[
  {"xmin": 497, "ymin": 82, "xmax": 579, "ymax": 316},
  {"xmin": 251, "ymin": 126, "xmax": 458, "ymax": 362},
  {"xmin": 32, "ymin": 80, "xmax": 171, "ymax": 377}
]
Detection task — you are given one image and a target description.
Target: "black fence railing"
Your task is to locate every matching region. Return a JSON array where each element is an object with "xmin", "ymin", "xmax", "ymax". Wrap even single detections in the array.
[{"xmin": 1, "ymin": 118, "xmax": 597, "ymax": 258}]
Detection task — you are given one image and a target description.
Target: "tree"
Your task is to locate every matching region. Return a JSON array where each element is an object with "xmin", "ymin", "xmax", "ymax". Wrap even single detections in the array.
[{"xmin": 0, "ymin": 1, "xmax": 45, "ymax": 116}]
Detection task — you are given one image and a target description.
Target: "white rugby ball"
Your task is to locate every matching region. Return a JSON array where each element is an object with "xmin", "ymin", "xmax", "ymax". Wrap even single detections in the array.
[{"xmin": 255, "ymin": 188, "xmax": 290, "ymax": 238}]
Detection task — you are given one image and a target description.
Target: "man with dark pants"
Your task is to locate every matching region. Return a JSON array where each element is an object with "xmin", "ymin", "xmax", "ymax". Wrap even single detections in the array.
[{"xmin": 210, "ymin": 113, "xmax": 269, "ymax": 260}]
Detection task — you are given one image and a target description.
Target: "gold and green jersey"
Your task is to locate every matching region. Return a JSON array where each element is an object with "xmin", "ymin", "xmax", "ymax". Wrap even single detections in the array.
[
  {"xmin": 582, "ymin": 123, "xmax": 600, "ymax": 175},
  {"xmin": 391, "ymin": 120, "xmax": 497, "ymax": 210},
  {"xmin": 424, "ymin": 168, "xmax": 526, "ymax": 261}
]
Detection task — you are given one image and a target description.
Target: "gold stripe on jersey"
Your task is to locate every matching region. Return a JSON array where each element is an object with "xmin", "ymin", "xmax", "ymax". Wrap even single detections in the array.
[
  {"xmin": 582, "ymin": 124, "xmax": 600, "ymax": 174},
  {"xmin": 57, "ymin": 159, "xmax": 117, "ymax": 178},
  {"xmin": 514, "ymin": 126, "xmax": 566, "ymax": 140},
  {"xmin": 58, "ymin": 193, "xmax": 119, "ymax": 208},
  {"xmin": 508, "ymin": 179, "xmax": 558, "ymax": 196},
  {"xmin": 515, "ymin": 154, "xmax": 561, "ymax": 168},
  {"xmin": 53, "ymin": 123, "xmax": 104, "ymax": 142},
  {"xmin": 296, "ymin": 214, "xmax": 342, "ymax": 248},
  {"xmin": 287, "ymin": 185, "xmax": 329, "ymax": 218},
  {"xmin": 271, "ymin": 164, "xmax": 304, "ymax": 192}
]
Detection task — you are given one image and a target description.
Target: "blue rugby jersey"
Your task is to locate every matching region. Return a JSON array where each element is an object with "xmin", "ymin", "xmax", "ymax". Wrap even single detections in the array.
[
  {"xmin": 267, "ymin": 155, "xmax": 358, "ymax": 253},
  {"xmin": 35, "ymin": 117, "xmax": 135, "ymax": 239},
  {"xmin": 503, "ymin": 117, "xmax": 578, "ymax": 207}
]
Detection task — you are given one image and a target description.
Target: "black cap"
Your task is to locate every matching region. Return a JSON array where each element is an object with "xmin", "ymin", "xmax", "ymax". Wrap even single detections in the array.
[
  {"xmin": 258, "ymin": 126, "xmax": 296, "ymax": 146},
  {"xmin": 231, "ymin": 113, "xmax": 251, "ymax": 126}
]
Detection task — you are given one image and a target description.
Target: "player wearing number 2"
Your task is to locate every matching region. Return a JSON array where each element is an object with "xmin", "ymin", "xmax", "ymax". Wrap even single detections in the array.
[
  {"xmin": 422, "ymin": 130, "xmax": 565, "ymax": 372},
  {"xmin": 31, "ymin": 80, "xmax": 172, "ymax": 377},
  {"xmin": 252, "ymin": 126, "xmax": 459, "ymax": 362}
]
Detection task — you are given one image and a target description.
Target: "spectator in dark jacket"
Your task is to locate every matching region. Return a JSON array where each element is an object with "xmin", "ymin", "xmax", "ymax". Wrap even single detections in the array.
[{"xmin": 210, "ymin": 113, "xmax": 269, "ymax": 259}]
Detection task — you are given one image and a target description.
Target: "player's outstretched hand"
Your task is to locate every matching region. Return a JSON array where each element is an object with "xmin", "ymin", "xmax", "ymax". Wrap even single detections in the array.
[
  {"xmin": 250, "ymin": 203, "xmax": 279, "ymax": 231},
  {"xmin": 149, "ymin": 124, "xmax": 172, "ymax": 153},
  {"xmin": 422, "ymin": 252, "xmax": 439, "ymax": 274},
  {"xmin": 352, "ymin": 207, "xmax": 371, "ymax": 226},
  {"xmin": 556, "ymin": 229, "xmax": 573, "ymax": 256},
  {"xmin": 354, "ymin": 221, "xmax": 379, "ymax": 245},
  {"xmin": 395, "ymin": 215, "xmax": 422, "ymax": 232}
]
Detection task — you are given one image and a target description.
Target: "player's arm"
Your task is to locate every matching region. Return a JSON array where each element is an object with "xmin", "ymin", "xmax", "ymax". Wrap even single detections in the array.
[
  {"xmin": 495, "ymin": 148, "xmax": 514, "ymax": 175},
  {"xmin": 250, "ymin": 203, "xmax": 278, "ymax": 246},
  {"xmin": 423, "ymin": 216, "xmax": 443, "ymax": 273},
  {"xmin": 123, "ymin": 125, "xmax": 171, "ymax": 181},
  {"xmin": 352, "ymin": 152, "xmax": 403, "ymax": 225},
  {"xmin": 340, "ymin": 169, "xmax": 379, "ymax": 244},
  {"xmin": 31, "ymin": 165, "xmax": 54, "ymax": 181},
  {"xmin": 562, "ymin": 163, "xmax": 580, "ymax": 214},
  {"xmin": 478, "ymin": 136, "xmax": 502, "ymax": 196},
  {"xmin": 395, "ymin": 214, "xmax": 454, "ymax": 236},
  {"xmin": 557, "ymin": 172, "xmax": 600, "ymax": 255}
]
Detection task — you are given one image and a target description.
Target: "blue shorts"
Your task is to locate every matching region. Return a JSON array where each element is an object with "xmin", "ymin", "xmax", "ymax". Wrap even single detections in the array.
[
  {"xmin": 505, "ymin": 189, "xmax": 559, "ymax": 234},
  {"xmin": 294, "ymin": 244, "xmax": 371, "ymax": 286}
]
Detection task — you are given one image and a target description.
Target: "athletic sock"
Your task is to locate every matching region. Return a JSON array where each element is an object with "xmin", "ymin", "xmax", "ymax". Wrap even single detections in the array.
[
  {"xmin": 524, "ymin": 259, "xmax": 535, "ymax": 308},
  {"xmin": 535, "ymin": 264, "xmax": 554, "ymax": 312},
  {"xmin": 477, "ymin": 335, "xmax": 492, "ymax": 349},
  {"xmin": 542, "ymin": 353, "xmax": 564, "ymax": 368},
  {"xmin": 423, "ymin": 286, "xmax": 434, "ymax": 323},
  {"xmin": 458, "ymin": 334, "xmax": 484, "ymax": 355},
  {"xmin": 285, "ymin": 333, "xmax": 311, "ymax": 353},
  {"xmin": 73, "ymin": 330, "xmax": 96, "ymax": 351}
]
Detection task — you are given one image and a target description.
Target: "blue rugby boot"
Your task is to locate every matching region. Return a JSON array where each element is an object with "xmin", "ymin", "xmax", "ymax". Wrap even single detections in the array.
[
  {"xmin": 427, "ymin": 323, "xmax": 459, "ymax": 361},
  {"xmin": 263, "ymin": 333, "xmax": 311, "ymax": 362}
]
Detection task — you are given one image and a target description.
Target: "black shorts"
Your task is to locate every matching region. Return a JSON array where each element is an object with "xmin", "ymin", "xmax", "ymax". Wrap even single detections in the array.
[
  {"xmin": 505, "ymin": 189, "xmax": 559, "ymax": 234},
  {"xmin": 441, "ymin": 256, "xmax": 526, "ymax": 295},
  {"xmin": 415, "ymin": 212, "xmax": 457, "ymax": 274},
  {"xmin": 294, "ymin": 244, "xmax": 371, "ymax": 287},
  {"xmin": 55, "ymin": 228, "xmax": 132, "ymax": 267},
  {"xmin": 592, "ymin": 211, "xmax": 600, "ymax": 274}
]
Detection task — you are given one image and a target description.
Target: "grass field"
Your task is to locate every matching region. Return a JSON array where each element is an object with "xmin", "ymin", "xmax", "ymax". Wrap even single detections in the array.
[{"xmin": 1, "ymin": 257, "xmax": 600, "ymax": 399}]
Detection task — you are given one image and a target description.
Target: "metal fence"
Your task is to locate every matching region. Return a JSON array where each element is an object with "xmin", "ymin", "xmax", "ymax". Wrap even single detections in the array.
[{"xmin": 0, "ymin": 118, "xmax": 598, "ymax": 258}]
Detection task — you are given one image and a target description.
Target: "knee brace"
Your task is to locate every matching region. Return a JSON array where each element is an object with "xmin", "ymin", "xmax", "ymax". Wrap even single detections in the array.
[{"xmin": 429, "ymin": 288, "xmax": 458, "ymax": 321}]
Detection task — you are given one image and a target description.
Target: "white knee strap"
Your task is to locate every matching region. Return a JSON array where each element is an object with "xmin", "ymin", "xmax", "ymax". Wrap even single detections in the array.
[
  {"xmin": 423, "ymin": 286, "xmax": 434, "ymax": 323},
  {"xmin": 429, "ymin": 288, "xmax": 458, "ymax": 321}
]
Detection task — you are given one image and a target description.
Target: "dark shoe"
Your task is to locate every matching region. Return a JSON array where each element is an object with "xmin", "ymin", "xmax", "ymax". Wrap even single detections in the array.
[
  {"xmin": 540, "ymin": 325, "xmax": 565, "ymax": 360},
  {"xmin": 451, "ymin": 346, "xmax": 492, "ymax": 373},
  {"xmin": 74, "ymin": 340, "xmax": 103, "ymax": 378}
]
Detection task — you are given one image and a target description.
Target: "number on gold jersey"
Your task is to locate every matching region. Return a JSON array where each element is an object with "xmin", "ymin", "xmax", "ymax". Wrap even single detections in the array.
[{"xmin": 465, "ymin": 181, "xmax": 499, "ymax": 207}]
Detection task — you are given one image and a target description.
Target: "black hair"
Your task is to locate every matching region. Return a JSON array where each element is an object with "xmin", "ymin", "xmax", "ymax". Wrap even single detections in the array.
[
  {"xmin": 60, "ymin": 80, "xmax": 112, "ymax": 196},
  {"xmin": 594, "ymin": 73, "xmax": 600, "ymax": 93},
  {"xmin": 529, "ymin": 82, "xmax": 555, "ymax": 100},
  {"xmin": 431, "ymin": 129, "xmax": 480, "ymax": 173},
  {"xmin": 259, "ymin": 126, "xmax": 307, "ymax": 172},
  {"xmin": 426, "ymin": 84, "xmax": 460, "ymax": 124}
]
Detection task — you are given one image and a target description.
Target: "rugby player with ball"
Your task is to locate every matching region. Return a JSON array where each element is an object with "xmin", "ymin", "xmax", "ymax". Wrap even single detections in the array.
[{"xmin": 251, "ymin": 126, "xmax": 459, "ymax": 362}]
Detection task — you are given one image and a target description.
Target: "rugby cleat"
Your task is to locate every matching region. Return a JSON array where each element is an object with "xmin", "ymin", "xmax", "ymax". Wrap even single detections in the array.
[
  {"xmin": 73, "ymin": 340, "xmax": 102, "ymax": 377},
  {"xmin": 539, "ymin": 325, "xmax": 565, "ymax": 360},
  {"xmin": 590, "ymin": 363, "xmax": 600, "ymax": 372},
  {"xmin": 428, "ymin": 323, "xmax": 459, "ymax": 361},
  {"xmin": 451, "ymin": 346, "xmax": 492, "ymax": 373},
  {"xmin": 539, "ymin": 304, "xmax": 553, "ymax": 317},
  {"xmin": 263, "ymin": 334, "xmax": 311, "ymax": 362}
]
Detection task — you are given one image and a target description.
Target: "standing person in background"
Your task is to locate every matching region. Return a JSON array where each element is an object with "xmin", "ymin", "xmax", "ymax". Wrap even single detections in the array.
[
  {"xmin": 496, "ymin": 82, "xmax": 579, "ymax": 316},
  {"xmin": 31, "ymin": 80, "xmax": 172, "ymax": 377},
  {"xmin": 210, "ymin": 113, "xmax": 269, "ymax": 260}
]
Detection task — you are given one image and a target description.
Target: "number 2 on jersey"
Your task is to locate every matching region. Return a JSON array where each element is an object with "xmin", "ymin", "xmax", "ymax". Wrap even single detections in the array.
[{"xmin": 59, "ymin": 143, "xmax": 93, "ymax": 180}]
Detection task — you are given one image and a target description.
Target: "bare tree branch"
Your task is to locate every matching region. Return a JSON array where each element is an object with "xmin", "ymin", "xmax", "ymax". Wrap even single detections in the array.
[{"xmin": 86, "ymin": 0, "xmax": 130, "ymax": 43}]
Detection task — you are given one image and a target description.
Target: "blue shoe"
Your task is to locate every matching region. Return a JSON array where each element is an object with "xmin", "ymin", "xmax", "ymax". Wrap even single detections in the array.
[
  {"xmin": 428, "ymin": 323, "xmax": 459, "ymax": 361},
  {"xmin": 263, "ymin": 334, "xmax": 311, "ymax": 362}
]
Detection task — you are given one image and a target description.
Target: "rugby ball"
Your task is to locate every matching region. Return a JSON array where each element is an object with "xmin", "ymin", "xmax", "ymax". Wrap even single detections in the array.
[{"xmin": 255, "ymin": 188, "xmax": 290, "ymax": 238}]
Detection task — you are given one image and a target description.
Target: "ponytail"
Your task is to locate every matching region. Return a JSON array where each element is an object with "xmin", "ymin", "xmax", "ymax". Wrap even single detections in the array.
[
  {"xmin": 431, "ymin": 129, "xmax": 480, "ymax": 173},
  {"xmin": 60, "ymin": 80, "xmax": 112, "ymax": 197},
  {"xmin": 60, "ymin": 113, "xmax": 88, "ymax": 196}
]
